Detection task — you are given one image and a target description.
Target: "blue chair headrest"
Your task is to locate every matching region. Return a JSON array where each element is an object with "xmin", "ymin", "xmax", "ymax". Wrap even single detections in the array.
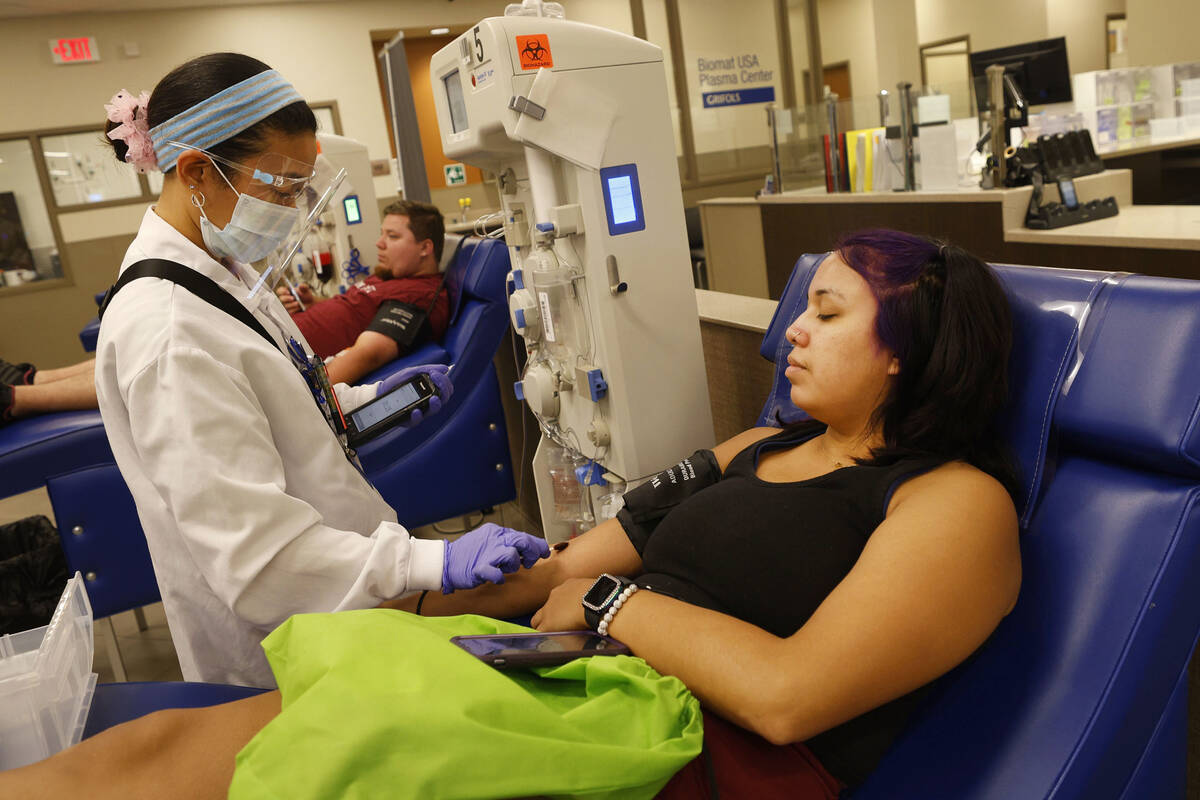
[
  {"xmin": 441, "ymin": 237, "xmax": 476, "ymax": 326},
  {"xmin": 461, "ymin": 237, "xmax": 511, "ymax": 305},
  {"xmin": 1055, "ymin": 273, "xmax": 1200, "ymax": 478},
  {"xmin": 990, "ymin": 264, "xmax": 1118, "ymax": 526},
  {"xmin": 441, "ymin": 237, "xmax": 511, "ymax": 327},
  {"xmin": 757, "ymin": 254, "xmax": 1114, "ymax": 528},
  {"xmin": 758, "ymin": 252, "xmax": 826, "ymax": 428}
]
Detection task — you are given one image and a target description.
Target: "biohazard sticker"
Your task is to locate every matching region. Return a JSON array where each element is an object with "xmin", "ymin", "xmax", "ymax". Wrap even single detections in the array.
[{"xmin": 517, "ymin": 34, "xmax": 553, "ymax": 70}]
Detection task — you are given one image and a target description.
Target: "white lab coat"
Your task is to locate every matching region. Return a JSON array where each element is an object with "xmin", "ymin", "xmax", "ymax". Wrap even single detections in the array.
[{"xmin": 95, "ymin": 207, "xmax": 445, "ymax": 687}]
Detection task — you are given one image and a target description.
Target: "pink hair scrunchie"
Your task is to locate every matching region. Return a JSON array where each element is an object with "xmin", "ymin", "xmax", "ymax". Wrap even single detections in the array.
[{"xmin": 104, "ymin": 89, "xmax": 157, "ymax": 173}]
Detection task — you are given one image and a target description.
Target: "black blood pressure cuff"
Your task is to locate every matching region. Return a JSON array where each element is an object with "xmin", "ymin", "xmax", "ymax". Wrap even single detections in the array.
[
  {"xmin": 616, "ymin": 448, "xmax": 722, "ymax": 555},
  {"xmin": 366, "ymin": 300, "xmax": 429, "ymax": 350}
]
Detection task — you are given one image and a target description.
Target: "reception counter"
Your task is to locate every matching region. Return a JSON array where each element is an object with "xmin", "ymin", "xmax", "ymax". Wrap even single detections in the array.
[
  {"xmin": 1098, "ymin": 132, "xmax": 1200, "ymax": 205},
  {"xmin": 699, "ymin": 170, "xmax": 1200, "ymax": 299}
]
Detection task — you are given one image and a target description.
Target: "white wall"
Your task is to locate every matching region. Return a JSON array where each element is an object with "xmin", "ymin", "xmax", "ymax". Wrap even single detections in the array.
[
  {"xmin": 1046, "ymin": 0, "xmax": 1125, "ymax": 74},
  {"xmin": 818, "ymin": 0, "xmax": 879, "ymax": 105},
  {"xmin": 916, "ymin": 0, "xmax": 1127, "ymax": 78},
  {"xmin": 788, "ymin": 0, "xmax": 811, "ymax": 101},
  {"xmin": 916, "ymin": 0, "xmax": 1048, "ymax": 52},
  {"xmin": 0, "ymin": 0, "xmax": 632, "ymax": 240},
  {"xmin": 872, "ymin": 0, "xmax": 921, "ymax": 90},
  {"xmin": 1126, "ymin": 0, "xmax": 1200, "ymax": 67}
]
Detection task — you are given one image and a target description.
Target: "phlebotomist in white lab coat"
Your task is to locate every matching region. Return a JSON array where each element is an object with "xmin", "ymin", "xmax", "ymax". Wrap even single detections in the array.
[{"xmin": 94, "ymin": 52, "xmax": 548, "ymax": 688}]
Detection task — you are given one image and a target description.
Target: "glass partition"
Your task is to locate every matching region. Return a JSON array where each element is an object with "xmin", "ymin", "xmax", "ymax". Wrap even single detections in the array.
[
  {"xmin": 41, "ymin": 130, "xmax": 143, "ymax": 208},
  {"xmin": 767, "ymin": 76, "xmax": 987, "ymax": 195},
  {"xmin": 678, "ymin": 0, "xmax": 782, "ymax": 180},
  {"xmin": 0, "ymin": 137, "xmax": 63, "ymax": 285}
]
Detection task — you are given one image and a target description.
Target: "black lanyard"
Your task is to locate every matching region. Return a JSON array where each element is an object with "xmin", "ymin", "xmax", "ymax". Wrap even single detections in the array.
[
  {"xmin": 99, "ymin": 259, "xmax": 278, "ymax": 348},
  {"xmin": 100, "ymin": 258, "xmax": 355, "ymax": 450}
]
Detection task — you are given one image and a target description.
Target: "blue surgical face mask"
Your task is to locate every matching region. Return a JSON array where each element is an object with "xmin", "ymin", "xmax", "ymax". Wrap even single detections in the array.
[{"xmin": 196, "ymin": 160, "xmax": 301, "ymax": 264}]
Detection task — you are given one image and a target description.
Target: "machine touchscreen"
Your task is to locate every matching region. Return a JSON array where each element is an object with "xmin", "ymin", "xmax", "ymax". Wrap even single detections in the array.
[{"xmin": 450, "ymin": 631, "xmax": 631, "ymax": 669}]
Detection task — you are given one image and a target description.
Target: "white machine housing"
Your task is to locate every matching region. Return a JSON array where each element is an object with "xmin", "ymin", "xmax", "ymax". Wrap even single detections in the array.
[
  {"xmin": 309, "ymin": 133, "xmax": 380, "ymax": 294},
  {"xmin": 430, "ymin": 11, "xmax": 715, "ymax": 541}
]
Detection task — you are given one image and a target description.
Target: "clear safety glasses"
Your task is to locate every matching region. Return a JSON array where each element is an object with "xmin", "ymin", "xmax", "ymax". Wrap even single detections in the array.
[
  {"xmin": 164, "ymin": 140, "xmax": 317, "ymax": 205},
  {"xmin": 246, "ymin": 157, "xmax": 348, "ymax": 300}
]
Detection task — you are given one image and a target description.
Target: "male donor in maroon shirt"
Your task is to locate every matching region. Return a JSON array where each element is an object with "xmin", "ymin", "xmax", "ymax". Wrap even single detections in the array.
[{"xmin": 276, "ymin": 200, "xmax": 450, "ymax": 385}]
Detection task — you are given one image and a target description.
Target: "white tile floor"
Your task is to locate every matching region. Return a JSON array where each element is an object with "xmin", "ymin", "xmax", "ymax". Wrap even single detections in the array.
[{"xmin": 0, "ymin": 486, "xmax": 536, "ymax": 685}]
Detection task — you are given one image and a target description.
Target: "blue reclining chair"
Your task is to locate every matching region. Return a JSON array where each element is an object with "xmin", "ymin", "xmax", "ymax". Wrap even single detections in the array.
[
  {"xmin": 759, "ymin": 254, "xmax": 1200, "ymax": 799},
  {"xmin": 46, "ymin": 463, "xmax": 162, "ymax": 683},
  {"xmin": 74, "ymin": 253, "xmax": 1200, "ymax": 800},
  {"xmin": 0, "ymin": 411, "xmax": 111, "ymax": 500},
  {"xmin": 3, "ymin": 235, "xmax": 516, "ymax": 520},
  {"xmin": 356, "ymin": 235, "xmax": 517, "ymax": 528},
  {"xmin": 2, "ymin": 236, "xmax": 516, "ymax": 685}
]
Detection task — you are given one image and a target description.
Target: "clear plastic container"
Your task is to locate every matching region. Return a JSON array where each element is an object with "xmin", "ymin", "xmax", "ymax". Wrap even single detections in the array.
[
  {"xmin": 527, "ymin": 244, "xmax": 590, "ymax": 368},
  {"xmin": 547, "ymin": 445, "xmax": 586, "ymax": 523},
  {"xmin": 0, "ymin": 572, "xmax": 98, "ymax": 770}
]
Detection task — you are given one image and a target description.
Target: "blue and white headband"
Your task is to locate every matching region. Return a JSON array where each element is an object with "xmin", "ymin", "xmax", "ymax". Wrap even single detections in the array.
[{"xmin": 149, "ymin": 69, "xmax": 304, "ymax": 173}]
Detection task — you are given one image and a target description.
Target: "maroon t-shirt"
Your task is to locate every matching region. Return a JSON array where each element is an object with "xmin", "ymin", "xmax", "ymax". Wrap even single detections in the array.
[{"xmin": 294, "ymin": 274, "xmax": 450, "ymax": 358}]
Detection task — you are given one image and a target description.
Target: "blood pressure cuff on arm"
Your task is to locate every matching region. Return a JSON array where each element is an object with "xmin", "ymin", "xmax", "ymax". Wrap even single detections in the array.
[
  {"xmin": 365, "ymin": 300, "xmax": 429, "ymax": 350},
  {"xmin": 616, "ymin": 449, "xmax": 722, "ymax": 555}
]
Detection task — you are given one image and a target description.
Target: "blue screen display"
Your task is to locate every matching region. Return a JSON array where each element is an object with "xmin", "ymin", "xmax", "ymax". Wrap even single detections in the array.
[
  {"xmin": 343, "ymin": 195, "xmax": 362, "ymax": 225},
  {"xmin": 599, "ymin": 164, "xmax": 646, "ymax": 236},
  {"xmin": 607, "ymin": 176, "xmax": 636, "ymax": 224},
  {"xmin": 1058, "ymin": 178, "xmax": 1078, "ymax": 209}
]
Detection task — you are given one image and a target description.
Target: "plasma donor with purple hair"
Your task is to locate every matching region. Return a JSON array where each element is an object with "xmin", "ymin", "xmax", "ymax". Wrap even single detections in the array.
[{"xmin": 2, "ymin": 229, "xmax": 1019, "ymax": 798}]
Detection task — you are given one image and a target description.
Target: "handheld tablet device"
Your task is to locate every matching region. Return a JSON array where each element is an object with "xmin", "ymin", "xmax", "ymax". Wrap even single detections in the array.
[
  {"xmin": 450, "ymin": 631, "xmax": 631, "ymax": 669},
  {"xmin": 346, "ymin": 373, "xmax": 437, "ymax": 447},
  {"xmin": 1057, "ymin": 177, "xmax": 1079, "ymax": 210}
]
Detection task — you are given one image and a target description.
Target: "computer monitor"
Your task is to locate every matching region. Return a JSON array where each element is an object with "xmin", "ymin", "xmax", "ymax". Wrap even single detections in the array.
[{"xmin": 970, "ymin": 36, "xmax": 1072, "ymax": 111}]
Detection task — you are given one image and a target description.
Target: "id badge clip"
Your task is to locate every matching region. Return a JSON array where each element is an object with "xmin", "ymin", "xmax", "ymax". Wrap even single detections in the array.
[{"xmin": 286, "ymin": 337, "xmax": 348, "ymax": 436}]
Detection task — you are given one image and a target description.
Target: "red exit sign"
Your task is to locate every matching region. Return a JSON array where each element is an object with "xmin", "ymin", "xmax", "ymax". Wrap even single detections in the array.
[{"xmin": 49, "ymin": 37, "xmax": 100, "ymax": 64}]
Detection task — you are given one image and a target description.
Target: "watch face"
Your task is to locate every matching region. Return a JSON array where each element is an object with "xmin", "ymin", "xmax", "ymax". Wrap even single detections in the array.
[{"xmin": 582, "ymin": 575, "xmax": 620, "ymax": 610}]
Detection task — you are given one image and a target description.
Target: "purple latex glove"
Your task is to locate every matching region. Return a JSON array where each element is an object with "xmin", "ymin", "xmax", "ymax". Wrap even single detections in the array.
[
  {"xmin": 442, "ymin": 523, "xmax": 551, "ymax": 593},
  {"xmin": 374, "ymin": 363, "xmax": 453, "ymax": 428}
]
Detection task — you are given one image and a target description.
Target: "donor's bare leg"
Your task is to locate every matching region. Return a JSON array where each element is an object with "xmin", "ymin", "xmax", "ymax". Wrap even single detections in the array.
[{"xmin": 0, "ymin": 690, "xmax": 280, "ymax": 800}]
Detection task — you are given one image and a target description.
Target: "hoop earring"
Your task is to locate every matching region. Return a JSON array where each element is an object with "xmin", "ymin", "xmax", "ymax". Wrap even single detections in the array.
[{"xmin": 190, "ymin": 189, "xmax": 206, "ymax": 209}]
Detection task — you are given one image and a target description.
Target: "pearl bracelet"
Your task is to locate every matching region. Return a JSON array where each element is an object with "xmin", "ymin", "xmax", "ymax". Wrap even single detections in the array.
[{"xmin": 597, "ymin": 583, "xmax": 638, "ymax": 637}]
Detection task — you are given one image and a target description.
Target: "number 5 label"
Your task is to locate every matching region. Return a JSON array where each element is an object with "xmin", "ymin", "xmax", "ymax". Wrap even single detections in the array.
[{"xmin": 473, "ymin": 26, "xmax": 485, "ymax": 64}]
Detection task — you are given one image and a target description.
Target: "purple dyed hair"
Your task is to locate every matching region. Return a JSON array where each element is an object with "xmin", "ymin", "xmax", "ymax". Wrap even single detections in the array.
[
  {"xmin": 836, "ymin": 228, "xmax": 942, "ymax": 367},
  {"xmin": 829, "ymin": 228, "xmax": 1017, "ymax": 494}
]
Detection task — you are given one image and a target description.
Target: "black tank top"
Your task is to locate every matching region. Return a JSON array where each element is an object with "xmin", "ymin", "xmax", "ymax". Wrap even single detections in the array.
[{"xmin": 637, "ymin": 422, "xmax": 943, "ymax": 787}]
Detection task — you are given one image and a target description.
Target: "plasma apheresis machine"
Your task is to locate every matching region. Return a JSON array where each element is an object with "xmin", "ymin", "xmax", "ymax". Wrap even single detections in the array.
[
  {"xmin": 430, "ymin": 1, "xmax": 714, "ymax": 543},
  {"xmin": 288, "ymin": 133, "xmax": 380, "ymax": 299}
]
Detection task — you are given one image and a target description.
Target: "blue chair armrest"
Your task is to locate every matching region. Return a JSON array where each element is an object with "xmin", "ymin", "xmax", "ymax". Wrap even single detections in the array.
[
  {"xmin": 0, "ymin": 411, "xmax": 111, "ymax": 500},
  {"xmin": 83, "ymin": 682, "xmax": 269, "ymax": 739}
]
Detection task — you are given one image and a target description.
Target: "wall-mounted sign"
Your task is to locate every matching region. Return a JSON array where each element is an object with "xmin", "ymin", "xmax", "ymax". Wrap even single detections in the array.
[
  {"xmin": 696, "ymin": 53, "xmax": 776, "ymax": 108},
  {"xmin": 444, "ymin": 163, "xmax": 467, "ymax": 186},
  {"xmin": 703, "ymin": 87, "xmax": 776, "ymax": 108},
  {"xmin": 50, "ymin": 37, "xmax": 100, "ymax": 64}
]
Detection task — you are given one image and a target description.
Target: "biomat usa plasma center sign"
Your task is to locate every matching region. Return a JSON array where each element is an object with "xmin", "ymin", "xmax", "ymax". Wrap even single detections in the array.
[{"xmin": 697, "ymin": 53, "xmax": 775, "ymax": 108}]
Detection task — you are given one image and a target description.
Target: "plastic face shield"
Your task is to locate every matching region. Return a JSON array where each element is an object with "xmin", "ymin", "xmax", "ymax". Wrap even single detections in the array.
[
  {"xmin": 165, "ymin": 140, "xmax": 317, "ymax": 205},
  {"xmin": 246, "ymin": 156, "xmax": 348, "ymax": 299}
]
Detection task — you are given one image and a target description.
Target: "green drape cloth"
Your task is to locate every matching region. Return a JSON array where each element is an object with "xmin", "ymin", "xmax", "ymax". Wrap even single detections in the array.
[{"xmin": 229, "ymin": 610, "xmax": 703, "ymax": 800}]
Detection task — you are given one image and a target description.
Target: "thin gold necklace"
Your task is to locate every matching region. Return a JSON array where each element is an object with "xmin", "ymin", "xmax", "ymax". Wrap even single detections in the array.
[{"xmin": 821, "ymin": 436, "xmax": 852, "ymax": 469}]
